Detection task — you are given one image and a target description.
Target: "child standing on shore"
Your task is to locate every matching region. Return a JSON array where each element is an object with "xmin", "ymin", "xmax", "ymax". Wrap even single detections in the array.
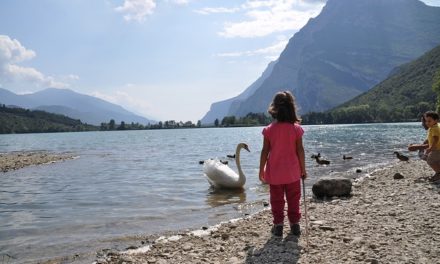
[
  {"xmin": 424, "ymin": 111, "xmax": 440, "ymax": 182},
  {"xmin": 259, "ymin": 91, "xmax": 307, "ymax": 237}
]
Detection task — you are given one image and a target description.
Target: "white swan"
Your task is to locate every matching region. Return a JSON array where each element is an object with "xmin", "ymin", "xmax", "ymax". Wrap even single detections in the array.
[{"xmin": 203, "ymin": 143, "xmax": 250, "ymax": 189}]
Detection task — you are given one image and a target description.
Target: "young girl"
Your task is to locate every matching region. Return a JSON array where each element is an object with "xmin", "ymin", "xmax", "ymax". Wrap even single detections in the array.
[{"xmin": 259, "ymin": 91, "xmax": 307, "ymax": 237}]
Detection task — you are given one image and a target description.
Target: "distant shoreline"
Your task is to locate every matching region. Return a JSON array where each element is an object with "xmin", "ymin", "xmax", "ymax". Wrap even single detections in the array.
[{"xmin": 0, "ymin": 121, "xmax": 423, "ymax": 135}]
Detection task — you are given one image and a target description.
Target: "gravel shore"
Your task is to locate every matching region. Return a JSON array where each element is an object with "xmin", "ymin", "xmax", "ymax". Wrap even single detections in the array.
[
  {"xmin": 0, "ymin": 151, "xmax": 75, "ymax": 172},
  {"xmin": 99, "ymin": 160, "xmax": 439, "ymax": 264}
]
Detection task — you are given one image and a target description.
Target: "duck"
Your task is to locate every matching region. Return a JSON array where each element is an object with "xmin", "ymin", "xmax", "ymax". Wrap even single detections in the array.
[
  {"xmin": 394, "ymin": 151, "xmax": 409, "ymax": 162},
  {"xmin": 314, "ymin": 156, "xmax": 330, "ymax": 165},
  {"xmin": 203, "ymin": 143, "xmax": 250, "ymax": 189},
  {"xmin": 343, "ymin": 155, "xmax": 353, "ymax": 160},
  {"xmin": 311, "ymin": 153, "xmax": 321, "ymax": 159}
]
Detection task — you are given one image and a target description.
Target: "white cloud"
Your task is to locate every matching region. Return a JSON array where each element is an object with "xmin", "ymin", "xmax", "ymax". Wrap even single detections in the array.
[
  {"xmin": 421, "ymin": 0, "xmax": 440, "ymax": 6},
  {"xmin": 216, "ymin": 37, "xmax": 288, "ymax": 58},
  {"xmin": 0, "ymin": 35, "xmax": 70, "ymax": 88},
  {"xmin": 172, "ymin": 0, "xmax": 190, "ymax": 5},
  {"xmin": 66, "ymin": 74, "xmax": 80, "ymax": 81},
  {"xmin": 195, "ymin": 7, "xmax": 241, "ymax": 15},
  {"xmin": 214, "ymin": 0, "xmax": 325, "ymax": 38},
  {"xmin": 115, "ymin": 0, "xmax": 156, "ymax": 22}
]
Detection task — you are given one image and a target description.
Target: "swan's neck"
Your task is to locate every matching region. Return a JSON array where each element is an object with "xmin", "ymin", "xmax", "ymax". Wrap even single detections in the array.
[{"xmin": 235, "ymin": 145, "xmax": 246, "ymax": 184}]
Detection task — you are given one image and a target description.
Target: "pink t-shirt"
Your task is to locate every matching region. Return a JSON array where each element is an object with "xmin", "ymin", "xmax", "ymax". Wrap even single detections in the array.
[{"xmin": 262, "ymin": 122, "xmax": 304, "ymax": 185}]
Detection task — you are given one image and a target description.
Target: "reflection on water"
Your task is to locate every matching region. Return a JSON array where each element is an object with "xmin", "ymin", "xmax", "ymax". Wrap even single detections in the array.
[{"xmin": 205, "ymin": 188, "xmax": 247, "ymax": 207}]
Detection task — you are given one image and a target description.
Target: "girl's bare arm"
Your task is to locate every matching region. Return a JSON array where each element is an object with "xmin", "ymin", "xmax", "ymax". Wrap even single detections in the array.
[
  {"xmin": 296, "ymin": 138, "xmax": 307, "ymax": 179},
  {"xmin": 259, "ymin": 138, "xmax": 270, "ymax": 183}
]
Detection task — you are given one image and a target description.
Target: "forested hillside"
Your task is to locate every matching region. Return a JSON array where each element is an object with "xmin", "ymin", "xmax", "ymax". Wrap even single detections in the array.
[{"xmin": 0, "ymin": 104, "xmax": 97, "ymax": 134}]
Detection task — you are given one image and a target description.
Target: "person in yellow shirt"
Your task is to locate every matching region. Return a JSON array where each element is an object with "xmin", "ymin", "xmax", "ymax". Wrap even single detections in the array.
[{"xmin": 424, "ymin": 111, "xmax": 440, "ymax": 182}]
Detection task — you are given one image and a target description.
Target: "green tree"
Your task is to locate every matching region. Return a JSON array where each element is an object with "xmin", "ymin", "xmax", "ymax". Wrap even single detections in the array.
[
  {"xmin": 118, "ymin": 121, "xmax": 126, "ymax": 130},
  {"xmin": 100, "ymin": 122, "xmax": 108, "ymax": 131},
  {"xmin": 214, "ymin": 118, "xmax": 219, "ymax": 127},
  {"xmin": 109, "ymin": 119, "xmax": 116, "ymax": 130},
  {"xmin": 197, "ymin": 120, "xmax": 201, "ymax": 127},
  {"xmin": 221, "ymin": 116, "xmax": 236, "ymax": 126}
]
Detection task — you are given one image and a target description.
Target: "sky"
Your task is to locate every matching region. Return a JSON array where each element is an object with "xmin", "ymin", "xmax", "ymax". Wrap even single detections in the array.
[{"xmin": 0, "ymin": 0, "xmax": 439, "ymax": 122}]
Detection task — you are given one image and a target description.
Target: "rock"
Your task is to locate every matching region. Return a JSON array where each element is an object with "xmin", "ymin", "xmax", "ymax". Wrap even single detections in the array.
[
  {"xmin": 342, "ymin": 237, "xmax": 353, "ymax": 243},
  {"xmin": 312, "ymin": 177, "xmax": 352, "ymax": 198},
  {"xmin": 250, "ymin": 231, "xmax": 259, "ymax": 237},
  {"xmin": 330, "ymin": 199, "xmax": 340, "ymax": 204},
  {"xmin": 228, "ymin": 257, "xmax": 240, "ymax": 264},
  {"xmin": 365, "ymin": 258, "xmax": 379, "ymax": 264},
  {"xmin": 120, "ymin": 255, "xmax": 135, "ymax": 262},
  {"xmin": 252, "ymin": 248, "xmax": 262, "ymax": 256},
  {"xmin": 182, "ymin": 243, "xmax": 193, "ymax": 251},
  {"xmin": 319, "ymin": 226, "xmax": 335, "ymax": 231},
  {"xmin": 311, "ymin": 220, "xmax": 325, "ymax": 225},
  {"xmin": 147, "ymin": 257, "xmax": 157, "ymax": 263},
  {"xmin": 263, "ymin": 201, "xmax": 269, "ymax": 207},
  {"xmin": 229, "ymin": 223, "xmax": 238, "ymax": 229},
  {"xmin": 351, "ymin": 236, "xmax": 365, "ymax": 245},
  {"xmin": 125, "ymin": 245, "xmax": 138, "ymax": 250},
  {"xmin": 356, "ymin": 169, "xmax": 362, "ymax": 173},
  {"xmin": 393, "ymin": 173, "xmax": 404, "ymax": 179}
]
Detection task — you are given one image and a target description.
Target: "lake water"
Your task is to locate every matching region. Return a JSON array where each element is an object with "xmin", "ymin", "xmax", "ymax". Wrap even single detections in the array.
[{"xmin": 0, "ymin": 123, "xmax": 426, "ymax": 263}]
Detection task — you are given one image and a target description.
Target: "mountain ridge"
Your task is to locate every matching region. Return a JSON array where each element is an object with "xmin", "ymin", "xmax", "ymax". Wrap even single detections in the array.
[
  {"xmin": 202, "ymin": 0, "xmax": 440, "ymax": 122},
  {"xmin": 0, "ymin": 88, "xmax": 155, "ymax": 125}
]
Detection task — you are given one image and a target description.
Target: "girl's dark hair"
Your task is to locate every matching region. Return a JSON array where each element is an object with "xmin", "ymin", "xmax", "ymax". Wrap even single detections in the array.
[
  {"xmin": 268, "ymin": 91, "xmax": 300, "ymax": 123},
  {"xmin": 424, "ymin": 111, "xmax": 440, "ymax": 121}
]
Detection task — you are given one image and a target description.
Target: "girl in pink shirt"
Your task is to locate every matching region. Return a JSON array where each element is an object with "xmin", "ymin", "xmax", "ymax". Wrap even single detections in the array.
[{"xmin": 259, "ymin": 91, "xmax": 307, "ymax": 237}]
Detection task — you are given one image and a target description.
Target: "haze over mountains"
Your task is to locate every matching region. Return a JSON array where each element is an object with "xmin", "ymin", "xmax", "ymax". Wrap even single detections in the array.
[
  {"xmin": 201, "ymin": 60, "xmax": 277, "ymax": 125},
  {"xmin": 0, "ymin": 88, "xmax": 154, "ymax": 125},
  {"xmin": 202, "ymin": 0, "xmax": 440, "ymax": 124}
]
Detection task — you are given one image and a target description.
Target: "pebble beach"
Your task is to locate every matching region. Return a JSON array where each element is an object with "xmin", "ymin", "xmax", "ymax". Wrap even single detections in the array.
[
  {"xmin": 98, "ymin": 160, "xmax": 440, "ymax": 264},
  {"xmin": 0, "ymin": 151, "xmax": 75, "ymax": 172}
]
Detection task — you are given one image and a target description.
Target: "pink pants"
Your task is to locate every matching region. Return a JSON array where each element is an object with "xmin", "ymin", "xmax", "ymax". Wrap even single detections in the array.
[{"xmin": 269, "ymin": 180, "xmax": 301, "ymax": 225}]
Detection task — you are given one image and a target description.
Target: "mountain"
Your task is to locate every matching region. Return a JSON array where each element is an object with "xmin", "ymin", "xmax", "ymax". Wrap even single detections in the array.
[
  {"xmin": 0, "ymin": 88, "xmax": 37, "ymax": 107},
  {"xmin": 201, "ymin": 60, "xmax": 277, "ymax": 124},
  {"xmin": 319, "ymin": 44, "xmax": 440, "ymax": 123},
  {"xmin": 202, "ymin": 0, "xmax": 440, "ymax": 122},
  {"xmin": 0, "ymin": 88, "xmax": 155, "ymax": 125}
]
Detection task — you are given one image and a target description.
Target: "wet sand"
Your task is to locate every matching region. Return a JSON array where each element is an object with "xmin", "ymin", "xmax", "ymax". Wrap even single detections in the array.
[
  {"xmin": 97, "ymin": 160, "xmax": 440, "ymax": 264},
  {"xmin": 0, "ymin": 151, "xmax": 75, "ymax": 172}
]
